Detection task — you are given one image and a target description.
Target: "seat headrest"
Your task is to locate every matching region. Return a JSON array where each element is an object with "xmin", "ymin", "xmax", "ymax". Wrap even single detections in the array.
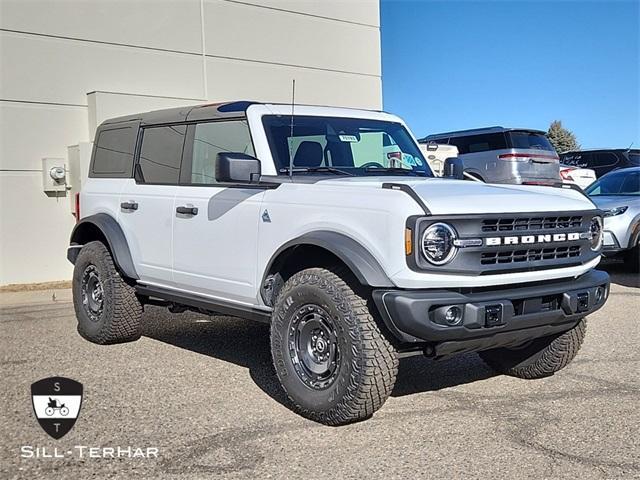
[{"xmin": 293, "ymin": 141, "xmax": 323, "ymax": 168}]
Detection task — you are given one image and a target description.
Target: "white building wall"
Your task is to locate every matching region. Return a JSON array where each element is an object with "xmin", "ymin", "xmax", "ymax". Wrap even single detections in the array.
[{"xmin": 0, "ymin": 0, "xmax": 381, "ymax": 285}]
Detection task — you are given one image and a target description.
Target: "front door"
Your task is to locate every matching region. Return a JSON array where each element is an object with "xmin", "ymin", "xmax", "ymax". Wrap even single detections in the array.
[{"xmin": 172, "ymin": 119, "xmax": 264, "ymax": 305}]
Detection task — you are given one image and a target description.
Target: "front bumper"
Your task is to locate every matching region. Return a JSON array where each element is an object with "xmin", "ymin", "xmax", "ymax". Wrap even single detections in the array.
[{"xmin": 373, "ymin": 269, "xmax": 609, "ymax": 356}]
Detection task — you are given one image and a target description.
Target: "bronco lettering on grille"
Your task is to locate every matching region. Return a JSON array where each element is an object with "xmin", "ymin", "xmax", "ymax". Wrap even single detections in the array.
[{"xmin": 485, "ymin": 232, "xmax": 581, "ymax": 246}]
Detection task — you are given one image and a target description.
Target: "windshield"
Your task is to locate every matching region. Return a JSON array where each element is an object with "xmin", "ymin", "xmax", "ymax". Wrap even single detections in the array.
[
  {"xmin": 585, "ymin": 169, "xmax": 640, "ymax": 196},
  {"xmin": 262, "ymin": 115, "xmax": 433, "ymax": 177},
  {"xmin": 628, "ymin": 152, "xmax": 640, "ymax": 165},
  {"xmin": 507, "ymin": 131, "xmax": 556, "ymax": 152}
]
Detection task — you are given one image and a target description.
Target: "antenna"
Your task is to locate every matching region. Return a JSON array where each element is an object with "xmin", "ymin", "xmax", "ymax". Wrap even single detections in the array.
[{"xmin": 288, "ymin": 79, "xmax": 296, "ymax": 179}]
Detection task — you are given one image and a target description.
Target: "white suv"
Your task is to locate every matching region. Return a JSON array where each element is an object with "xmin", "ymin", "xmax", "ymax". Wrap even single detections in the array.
[{"xmin": 68, "ymin": 101, "xmax": 609, "ymax": 425}]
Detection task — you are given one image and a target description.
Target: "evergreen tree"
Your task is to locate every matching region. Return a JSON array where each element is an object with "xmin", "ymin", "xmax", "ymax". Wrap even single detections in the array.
[{"xmin": 547, "ymin": 120, "xmax": 580, "ymax": 153}]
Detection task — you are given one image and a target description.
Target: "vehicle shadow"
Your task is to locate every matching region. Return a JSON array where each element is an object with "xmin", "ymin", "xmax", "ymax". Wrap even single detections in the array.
[
  {"xmin": 600, "ymin": 261, "xmax": 639, "ymax": 288},
  {"xmin": 142, "ymin": 306, "xmax": 497, "ymax": 407}
]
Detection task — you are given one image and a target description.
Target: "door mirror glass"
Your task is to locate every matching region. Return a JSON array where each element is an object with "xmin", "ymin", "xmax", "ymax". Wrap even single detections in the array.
[{"xmin": 216, "ymin": 152, "xmax": 261, "ymax": 183}]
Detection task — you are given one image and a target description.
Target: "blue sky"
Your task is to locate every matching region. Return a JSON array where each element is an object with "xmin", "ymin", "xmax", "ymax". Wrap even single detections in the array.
[{"xmin": 381, "ymin": 0, "xmax": 639, "ymax": 148}]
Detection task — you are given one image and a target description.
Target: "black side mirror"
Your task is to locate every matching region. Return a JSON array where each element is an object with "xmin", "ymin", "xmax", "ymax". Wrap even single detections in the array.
[
  {"xmin": 443, "ymin": 157, "xmax": 464, "ymax": 179},
  {"xmin": 216, "ymin": 152, "xmax": 261, "ymax": 183}
]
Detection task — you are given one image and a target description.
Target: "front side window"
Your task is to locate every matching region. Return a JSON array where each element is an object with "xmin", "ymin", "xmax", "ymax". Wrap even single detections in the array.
[
  {"xmin": 628, "ymin": 152, "xmax": 640, "ymax": 166},
  {"xmin": 262, "ymin": 115, "xmax": 432, "ymax": 177},
  {"xmin": 188, "ymin": 120, "xmax": 254, "ymax": 185},
  {"xmin": 138, "ymin": 125, "xmax": 186, "ymax": 184},
  {"xmin": 507, "ymin": 131, "xmax": 556, "ymax": 152}
]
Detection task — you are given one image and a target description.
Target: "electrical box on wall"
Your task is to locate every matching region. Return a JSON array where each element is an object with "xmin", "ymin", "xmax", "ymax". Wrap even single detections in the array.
[
  {"xmin": 67, "ymin": 142, "xmax": 93, "ymax": 215},
  {"xmin": 42, "ymin": 157, "xmax": 69, "ymax": 195}
]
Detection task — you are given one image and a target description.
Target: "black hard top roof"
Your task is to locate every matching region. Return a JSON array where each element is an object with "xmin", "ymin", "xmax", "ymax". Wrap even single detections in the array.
[
  {"xmin": 420, "ymin": 126, "xmax": 547, "ymax": 142},
  {"xmin": 101, "ymin": 101, "xmax": 259, "ymax": 126}
]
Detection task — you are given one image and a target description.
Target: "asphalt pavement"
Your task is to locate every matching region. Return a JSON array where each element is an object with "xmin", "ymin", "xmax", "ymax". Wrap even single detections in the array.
[{"xmin": 1, "ymin": 263, "xmax": 638, "ymax": 479}]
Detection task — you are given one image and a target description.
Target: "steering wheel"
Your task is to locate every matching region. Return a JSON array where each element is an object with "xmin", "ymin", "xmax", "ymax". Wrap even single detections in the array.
[{"xmin": 360, "ymin": 162, "xmax": 385, "ymax": 169}]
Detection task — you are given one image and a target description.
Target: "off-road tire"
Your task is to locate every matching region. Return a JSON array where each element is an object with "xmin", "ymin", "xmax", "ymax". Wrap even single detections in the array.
[
  {"xmin": 479, "ymin": 319, "xmax": 586, "ymax": 379},
  {"xmin": 72, "ymin": 241, "xmax": 142, "ymax": 344},
  {"xmin": 270, "ymin": 267, "xmax": 398, "ymax": 425}
]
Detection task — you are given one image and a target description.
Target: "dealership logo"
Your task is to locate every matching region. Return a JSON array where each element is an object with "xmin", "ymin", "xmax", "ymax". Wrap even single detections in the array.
[
  {"xmin": 31, "ymin": 377, "xmax": 83, "ymax": 439},
  {"xmin": 485, "ymin": 232, "xmax": 582, "ymax": 246}
]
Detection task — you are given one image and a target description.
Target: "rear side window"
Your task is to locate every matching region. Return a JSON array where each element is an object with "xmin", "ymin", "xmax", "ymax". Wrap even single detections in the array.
[
  {"xmin": 593, "ymin": 152, "xmax": 618, "ymax": 168},
  {"xmin": 137, "ymin": 125, "xmax": 187, "ymax": 184},
  {"xmin": 448, "ymin": 133, "xmax": 507, "ymax": 154},
  {"xmin": 507, "ymin": 131, "xmax": 555, "ymax": 152},
  {"xmin": 186, "ymin": 120, "xmax": 254, "ymax": 185},
  {"xmin": 91, "ymin": 126, "xmax": 137, "ymax": 177}
]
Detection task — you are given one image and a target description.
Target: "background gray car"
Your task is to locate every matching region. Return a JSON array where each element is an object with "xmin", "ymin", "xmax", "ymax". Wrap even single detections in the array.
[
  {"xmin": 420, "ymin": 127, "xmax": 560, "ymax": 184},
  {"xmin": 586, "ymin": 167, "xmax": 640, "ymax": 271}
]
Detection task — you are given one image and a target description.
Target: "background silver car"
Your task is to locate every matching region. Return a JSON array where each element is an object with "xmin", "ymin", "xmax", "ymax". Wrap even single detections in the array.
[
  {"xmin": 586, "ymin": 166, "xmax": 640, "ymax": 271},
  {"xmin": 420, "ymin": 127, "xmax": 560, "ymax": 185}
]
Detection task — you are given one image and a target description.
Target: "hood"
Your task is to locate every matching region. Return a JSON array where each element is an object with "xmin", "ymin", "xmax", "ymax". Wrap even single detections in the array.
[
  {"xmin": 589, "ymin": 195, "xmax": 640, "ymax": 211},
  {"xmin": 318, "ymin": 176, "xmax": 597, "ymax": 215}
]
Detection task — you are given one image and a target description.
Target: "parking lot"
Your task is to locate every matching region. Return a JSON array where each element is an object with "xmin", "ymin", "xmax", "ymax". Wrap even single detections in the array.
[{"xmin": 1, "ymin": 263, "xmax": 638, "ymax": 479}]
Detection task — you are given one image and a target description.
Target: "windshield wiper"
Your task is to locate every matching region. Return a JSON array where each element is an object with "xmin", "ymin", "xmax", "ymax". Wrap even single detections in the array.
[
  {"xmin": 364, "ymin": 166, "xmax": 428, "ymax": 176},
  {"xmin": 279, "ymin": 166, "xmax": 354, "ymax": 176}
]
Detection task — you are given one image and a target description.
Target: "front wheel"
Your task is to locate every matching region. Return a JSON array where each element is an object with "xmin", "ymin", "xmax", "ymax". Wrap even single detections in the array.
[
  {"xmin": 624, "ymin": 243, "xmax": 640, "ymax": 273},
  {"xmin": 270, "ymin": 267, "xmax": 398, "ymax": 425},
  {"xmin": 479, "ymin": 319, "xmax": 586, "ymax": 379}
]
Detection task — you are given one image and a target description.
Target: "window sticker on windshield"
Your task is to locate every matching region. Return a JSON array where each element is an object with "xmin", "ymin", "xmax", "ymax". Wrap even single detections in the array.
[
  {"xmin": 338, "ymin": 135, "xmax": 358, "ymax": 143},
  {"xmin": 414, "ymin": 157, "xmax": 423, "ymax": 166}
]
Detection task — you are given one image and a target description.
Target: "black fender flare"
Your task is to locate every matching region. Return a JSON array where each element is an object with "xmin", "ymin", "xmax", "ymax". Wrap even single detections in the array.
[
  {"xmin": 262, "ymin": 231, "xmax": 395, "ymax": 293},
  {"xmin": 68, "ymin": 213, "xmax": 139, "ymax": 280}
]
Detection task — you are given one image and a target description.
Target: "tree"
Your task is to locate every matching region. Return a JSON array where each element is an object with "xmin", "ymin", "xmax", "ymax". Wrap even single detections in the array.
[{"xmin": 547, "ymin": 120, "xmax": 580, "ymax": 153}]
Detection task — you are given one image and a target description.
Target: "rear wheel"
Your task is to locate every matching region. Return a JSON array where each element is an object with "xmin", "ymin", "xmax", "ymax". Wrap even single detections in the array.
[
  {"xmin": 72, "ymin": 241, "xmax": 142, "ymax": 344},
  {"xmin": 270, "ymin": 267, "xmax": 398, "ymax": 425},
  {"xmin": 479, "ymin": 319, "xmax": 586, "ymax": 379}
]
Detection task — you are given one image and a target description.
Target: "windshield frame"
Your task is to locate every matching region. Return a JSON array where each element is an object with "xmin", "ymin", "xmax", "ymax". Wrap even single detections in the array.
[{"xmin": 261, "ymin": 114, "xmax": 434, "ymax": 178}]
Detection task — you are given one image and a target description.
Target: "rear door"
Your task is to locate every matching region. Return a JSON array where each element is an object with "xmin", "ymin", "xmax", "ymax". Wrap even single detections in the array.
[
  {"xmin": 118, "ymin": 124, "xmax": 187, "ymax": 286},
  {"xmin": 172, "ymin": 119, "xmax": 265, "ymax": 305}
]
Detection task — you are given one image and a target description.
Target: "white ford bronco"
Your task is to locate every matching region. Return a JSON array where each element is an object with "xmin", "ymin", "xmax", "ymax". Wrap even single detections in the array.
[{"xmin": 68, "ymin": 101, "xmax": 609, "ymax": 425}]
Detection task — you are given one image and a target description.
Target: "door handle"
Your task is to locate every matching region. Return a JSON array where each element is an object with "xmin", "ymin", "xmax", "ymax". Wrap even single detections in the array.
[
  {"xmin": 120, "ymin": 201, "xmax": 138, "ymax": 211},
  {"xmin": 176, "ymin": 206, "xmax": 198, "ymax": 216}
]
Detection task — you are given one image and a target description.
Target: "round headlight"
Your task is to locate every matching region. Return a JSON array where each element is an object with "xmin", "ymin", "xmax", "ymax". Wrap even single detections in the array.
[
  {"xmin": 590, "ymin": 216, "xmax": 603, "ymax": 251},
  {"xmin": 421, "ymin": 223, "xmax": 457, "ymax": 265}
]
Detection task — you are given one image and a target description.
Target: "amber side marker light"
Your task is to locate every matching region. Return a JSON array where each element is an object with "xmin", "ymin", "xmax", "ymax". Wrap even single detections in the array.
[{"xmin": 405, "ymin": 228, "xmax": 413, "ymax": 255}]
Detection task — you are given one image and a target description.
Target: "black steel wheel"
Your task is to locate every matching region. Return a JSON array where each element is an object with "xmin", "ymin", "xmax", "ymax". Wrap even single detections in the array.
[
  {"xmin": 81, "ymin": 265, "xmax": 104, "ymax": 322},
  {"xmin": 72, "ymin": 241, "xmax": 142, "ymax": 344},
  {"xmin": 289, "ymin": 304, "xmax": 340, "ymax": 390}
]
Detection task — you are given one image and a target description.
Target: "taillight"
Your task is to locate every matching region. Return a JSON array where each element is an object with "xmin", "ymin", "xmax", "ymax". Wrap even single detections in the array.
[
  {"xmin": 498, "ymin": 153, "xmax": 559, "ymax": 161},
  {"xmin": 74, "ymin": 192, "xmax": 80, "ymax": 222},
  {"xmin": 559, "ymin": 168, "xmax": 574, "ymax": 181}
]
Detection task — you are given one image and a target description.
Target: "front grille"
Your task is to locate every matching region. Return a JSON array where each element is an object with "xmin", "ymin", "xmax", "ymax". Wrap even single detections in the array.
[
  {"xmin": 482, "ymin": 216, "xmax": 583, "ymax": 232},
  {"xmin": 481, "ymin": 246, "xmax": 582, "ymax": 265}
]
